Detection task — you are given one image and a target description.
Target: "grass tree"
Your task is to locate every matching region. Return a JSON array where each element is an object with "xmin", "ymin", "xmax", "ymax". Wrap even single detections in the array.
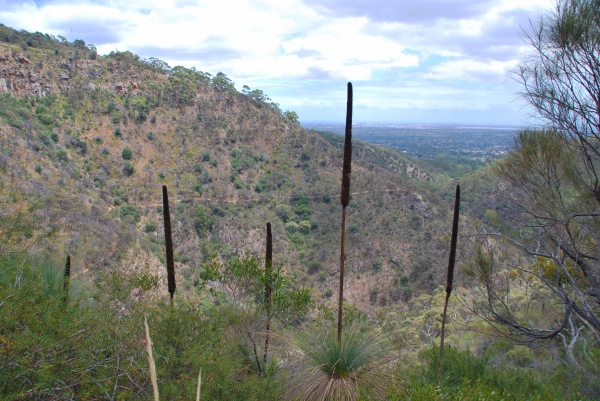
[
  {"xmin": 162, "ymin": 185, "xmax": 176, "ymax": 304},
  {"xmin": 437, "ymin": 184, "xmax": 460, "ymax": 386},
  {"xmin": 338, "ymin": 82, "xmax": 353, "ymax": 344},
  {"xmin": 286, "ymin": 321, "xmax": 392, "ymax": 401}
]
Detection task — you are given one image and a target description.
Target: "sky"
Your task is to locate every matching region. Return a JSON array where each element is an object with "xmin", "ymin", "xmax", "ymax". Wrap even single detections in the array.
[{"xmin": 1, "ymin": 0, "xmax": 554, "ymax": 125}]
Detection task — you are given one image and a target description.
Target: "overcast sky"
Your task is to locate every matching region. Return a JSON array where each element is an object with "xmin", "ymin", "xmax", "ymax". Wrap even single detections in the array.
[{"xmin": 2, "ymin": 0, "xmax": 554, "ymax": 125}]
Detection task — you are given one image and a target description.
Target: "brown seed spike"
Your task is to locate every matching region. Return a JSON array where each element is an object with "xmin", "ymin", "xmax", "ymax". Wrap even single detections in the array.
[
  {"xmin": 163, "ymin": 185, "xmax": 176, "ymax": 299},
  {"xmin": 265, "ymin": 222, "xmax": 273, "ymax": 302},
  {"xmin": 263, "ymin": 222, "xmax": 274, "ymax": 367},
  {"xmin": 340, "ymin": 82, "xmax": 353, "ymax": 208},
  {"xmin": 446, "ymin": 184, "xmax": 461, "ymax": 295},
  {"xmin": 63, "ymin": 254, "xmax": 71, "ymax": 299},
  {"xmin": 438, "ymin": 183, "xmax": 461, "ymax": 386}
]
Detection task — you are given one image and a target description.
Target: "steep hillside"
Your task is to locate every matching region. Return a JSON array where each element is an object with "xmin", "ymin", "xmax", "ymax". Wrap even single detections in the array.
[{"xmin": 0, "ymin": 25, "xmax": 462, "ymax": 309}]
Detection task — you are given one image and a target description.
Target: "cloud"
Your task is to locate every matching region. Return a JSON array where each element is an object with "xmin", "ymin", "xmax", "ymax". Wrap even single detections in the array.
[
  {"xmin": 303, "ymin": 0, "xmax": 498, "ymax": 23},
  {"xmin": 0, "ymin": 0, "xmax": 555, "ymax": 124}
]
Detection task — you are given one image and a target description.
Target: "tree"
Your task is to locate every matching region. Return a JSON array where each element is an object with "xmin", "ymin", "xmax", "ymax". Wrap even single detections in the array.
[
  {"xmin": 121, "ymin": 147, "xmax": 132, "ymax": 160},
  {"xmin": 201, "ymin": 254, "xmax": 312, "ymax": 375},
  {"xmin": 211, "ymin": 72, "xmax": 235, "ymax": 92},
  {"xmin": 513, "ymin": 0, "xmax": 600, "ymax": 201},
  {"xmin": 470, "ymin": 0, "xmax": 600, "ymax": 355},
  {"xmin": 283, "ymin": 110, "xmax": 299, "ymax": 123}
]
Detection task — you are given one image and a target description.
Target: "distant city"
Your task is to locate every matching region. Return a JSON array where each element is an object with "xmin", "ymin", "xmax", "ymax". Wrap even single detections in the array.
[{"xmin": 302, "ymin": 123, "xmax": 519, "ymax": 161}]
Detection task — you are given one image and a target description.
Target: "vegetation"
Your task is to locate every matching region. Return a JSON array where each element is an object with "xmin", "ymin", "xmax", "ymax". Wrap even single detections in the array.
[
  {"xmin": 464, "ymin": 0, "xmax": 600, "ymax": 367},
  {"xmin": 0, "ymin": 8, "xmax": 598, "ymax": 399}
]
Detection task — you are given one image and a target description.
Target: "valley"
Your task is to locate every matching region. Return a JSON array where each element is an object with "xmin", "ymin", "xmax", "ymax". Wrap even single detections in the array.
[{"xmin": 0, "ymin": 23, "xmax": 596, "ymax": 400}]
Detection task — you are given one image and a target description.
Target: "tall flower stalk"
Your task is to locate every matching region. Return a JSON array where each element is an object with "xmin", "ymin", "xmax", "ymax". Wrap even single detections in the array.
[
  {"xmin": 262, "ymin": 222, "xmax": 273, "ymax": 368},
  {"xmin": 162, "ymin": 185, "xmax": 176, "ymax": 304},
  {"xmin": 338, "ymin": 82, "xmax": 353, "ymax": 344},
  {"xmin": 63, "ymin": 254, "xmax": 71, "ymax": 303},
  {"xmin": 437, "ymin": 184, "xmax": 460, "ymax": 386}
]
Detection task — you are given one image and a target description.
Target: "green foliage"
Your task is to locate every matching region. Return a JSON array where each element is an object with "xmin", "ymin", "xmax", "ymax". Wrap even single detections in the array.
[
  {"xmin": 275, "ymin": 204, "xmax": 292, "ymax": 222},
  {"xmin": 286, "ymin": 321, "xmax": 393, "ymax": 400},
  {"xmin": 55, "ymin": 149, "xmax": 68, "ymax": 161},
  {"xmin": 122, "ymin": 147, "xmax": 133, "ymax": 160},
  {"xmin": 283, "ymin": 110, "xmax": 299, "ymax": 123},
  {"xmin": 122, "ymin": 162, "xmax": 135, "ymax": 176},
  {"xmin": 120, "ymin": 204, "xmax": 141, "ymax": 223},
  {"xmin": 193, "ymin": 205, "xmax": 213, "ymax": 237},
  {"xmin": 298, "ymin": 220, "xmax": 311, "ymax": 234},
  {"xmin": 0, "ymin": 252, "xmax": 284, "ymax": 399},
  {"xmin": 202, "ymin": 255, "xmax": 312, "ymax": 320},
  {"xmin": 144, "ymin": 221, "xmax": 157, "ymax": 233},
  {"xmin": 212, "ymin": 72, "xmax": 235, "ymax": 92},
  {"xmin": 201, "ymin": 254, "xmax": 312, "ymax": 376},
  {"xmin": 392, "ymin": 347, "xmax": 586, "ymax": 400}
]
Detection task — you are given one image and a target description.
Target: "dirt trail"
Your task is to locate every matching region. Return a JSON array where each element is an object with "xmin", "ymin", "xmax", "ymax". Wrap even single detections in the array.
[{"xmin": 126, "ymin": 188, "xmax": 406, "ymax": 209}]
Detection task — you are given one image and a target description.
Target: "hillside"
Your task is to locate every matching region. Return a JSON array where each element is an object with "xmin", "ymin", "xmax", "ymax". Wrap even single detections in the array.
[
  {"xmin": 2, "ymin": 24, "xmax": 597, "ymax": 401},
  {"xmin": 0, "ymin": 25, "xmax": 464, "ymax": 309}
]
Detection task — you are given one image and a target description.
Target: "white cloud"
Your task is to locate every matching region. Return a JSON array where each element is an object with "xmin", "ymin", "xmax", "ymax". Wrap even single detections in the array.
[{"xmin": 0, "ymin": 0, "xmax": 557, "ymax": 124}]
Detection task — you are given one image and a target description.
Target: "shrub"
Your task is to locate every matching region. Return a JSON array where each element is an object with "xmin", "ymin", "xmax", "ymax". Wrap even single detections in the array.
[
  {"xmin": 285, "ymin": 221, "xmax": 298, "ymax": 233},
  {"xmin": 38, "ymin": 113, "xmax": 54, "ymax": 125},
  {"xmin": 122, "ymin": 162, "xmax": 135, "ymax": 176},
  {"xmin": 348, "ymin": 222, "xmax": 359, "ymax": 233},
  {"xmin": 144, "ymin": 221, "xmax": 157, "ymax": 233},
  {"xmin": 308, "ymin": 260, "xmax": 321, "ymax": 274},
  {"xmin": 55, "ymin": 149, "xmax": 68, "ymax": 161},
  {"xmin": 122, "ymin": 147, "xmax": 133, "ymax": 160},
  {"xmin": 275, "ymin": 204, "xmax": 292, "ymax": 222},
  {"xmin": 120, "ymin": 204, "xmax": 141, "ymax": 223},
  {"xmin": 298, "ymin": 220, "xmax": 311, "ymax": 234}
]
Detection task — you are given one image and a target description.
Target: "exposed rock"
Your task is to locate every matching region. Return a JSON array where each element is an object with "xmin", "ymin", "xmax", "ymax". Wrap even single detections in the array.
[{"xmin": 411, "ymin": 193, "xmax": 426, "ymax": 213}]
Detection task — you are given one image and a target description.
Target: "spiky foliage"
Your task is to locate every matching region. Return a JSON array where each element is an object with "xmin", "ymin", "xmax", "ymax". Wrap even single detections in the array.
[
  {"xmin": 437, "ymin": 184, "xmax": 460, "ymax": 386},
  {"xmin": 338, "ymin": 82, "xmax": 353, "ymax": 344},
  {"xmin": 162, "ymin": 185, "xmax": 176, "ymax": 302},
  {"xmin": 285, "ymin": 321, "xmax": 392, "ymax": 401}
]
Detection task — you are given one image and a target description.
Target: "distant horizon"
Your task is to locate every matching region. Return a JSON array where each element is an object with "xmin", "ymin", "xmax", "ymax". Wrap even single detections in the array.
[{"xmin": 301, "ymin": 121, "xmax": 523, "ymax": 129}]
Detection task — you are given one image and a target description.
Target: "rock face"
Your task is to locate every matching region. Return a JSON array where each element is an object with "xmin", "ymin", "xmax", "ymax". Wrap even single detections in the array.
[
  {"xmin": 412, "ymin": 193, "xmax": 426, "ymax": 213},
  {"xmin": 0, "ymin": 44, "xmax": 109, "ymax": 98}
]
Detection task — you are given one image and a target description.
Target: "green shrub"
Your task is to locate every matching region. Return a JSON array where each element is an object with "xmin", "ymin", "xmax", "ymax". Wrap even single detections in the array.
[
  {"xmin": 122, "ymin": 162, "xmax": 135, "ymax": 176},
  {"xmin": 55, "ymin": 149, "xmax": 68, "ymax": 161},
  {"xmin": 38, "ymin": 113, "xmax": 54, "ymax": 125},
  {"xmin": 121, "ymin": 147, "xmax": 133, "ymax": 160},
  {"xmin": 120, "ymin": 204, "xmax": 141, "ymax": 223},
  {"xmin": 298, "ymin": 220, "xmax": 311, "ymax": 234},
  {"xmin": 506, "ymin": 345, "xmax": 535, "ymax": 368}
]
